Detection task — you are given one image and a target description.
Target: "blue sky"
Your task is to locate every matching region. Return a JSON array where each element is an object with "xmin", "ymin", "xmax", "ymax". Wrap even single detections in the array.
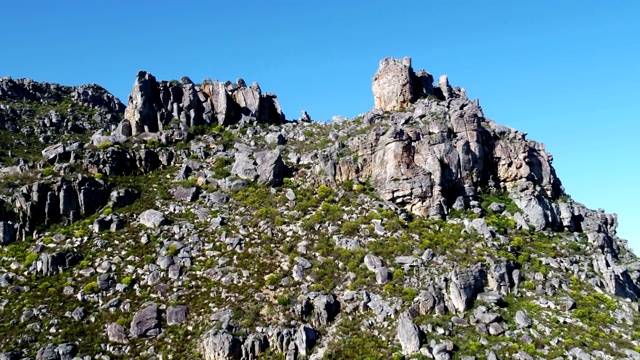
[{"xmin": 1, "ymin": 1, "xmax": 639, "ymax": 250}]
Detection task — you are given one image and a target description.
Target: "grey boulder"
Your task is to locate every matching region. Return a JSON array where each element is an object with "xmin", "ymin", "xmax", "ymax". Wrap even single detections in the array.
[
  {"xmin": 139, "ymin": 209, "xmax": 166, "ymax": 228},
  {"xmin": 130, "ymin": 303, "xmax": 160, "ymax": 338},
  {"xmin": 396, "ymin": 315, "xmax": 421, "ymax": 355}
]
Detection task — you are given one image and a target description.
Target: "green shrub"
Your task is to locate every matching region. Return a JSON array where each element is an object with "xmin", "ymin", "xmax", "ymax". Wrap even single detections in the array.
[
  {"xmin": 212, "ymin": 157, "xmax": 233, "ymax": 179},
  {"xmin": 188, "ymin": 124, "xmax": 210, "ymax": 136},
  {"xmin": 402, "ymin": 288, "xmax": 418, "ymax": 302},
  {"xmin": 147, "ymin": 138, "xmax": 160, "ymax": 149},
  {"xmin": 522, "ymin": 280, "xmax": 536, "ymax": 290},
  {"xmin": 83, "ymin": 281, "xmax": 99, "ymax": 294},
  {"xmin": 317, "ymin": 185, "xmax": 333, "ymax": 200},
  {"xmin": 24, "ymin": 253, "xmax": 39, "ymax": 267},
  {"xmin": 277, "ymin": 295, "xmax": 291, "ymax": 306},
  {"xmin": 265, "ymin": 274, "xmax": 281, "ymax": 286},
  {"xmin": 166, "ymin": 244, "xmax": 179, "ymax": 256},
  {"xmin": 97, "ymin": 142, "xmax": 112, "ymax": 151},
  {"xmin": 41, "ymin": 167, "xmax": 54, "ymax": 176},
  {"xmin": 121, "ymin": 276, "xmax": 134, "ymax": 286},
  {"xmin": 341, "ymin": 221, "xmax": 360, "ymax": 236}
]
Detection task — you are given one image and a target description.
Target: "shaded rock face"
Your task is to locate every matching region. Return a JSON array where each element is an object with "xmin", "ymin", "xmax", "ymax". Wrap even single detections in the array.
[
  {"xmin": 130, "ymin": 303, "xmax": 160, "ymax": 338},
  {"xmin": 124, "ymin": 71, "xmax": 286, "ymax": 135},
  {"xmin": 10, "ymin": 175, "xmax": 109, "ymax": 235},
  {"xmin": 0, "ymin": 221, "xmax": 17, "ymax": 246},
  {"xmin": 37, "ymin": 251, "xmax": 82, "ymax": 276}
]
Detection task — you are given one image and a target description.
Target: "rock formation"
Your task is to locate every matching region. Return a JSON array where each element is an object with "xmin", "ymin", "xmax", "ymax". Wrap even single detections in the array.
[
  {"xmin": 0, "ymin": 57, "xmax": 638, "ymax": 360},
  {"xmin": 372, "ymin": 56, "xmax": 438, "ymax": 111},
  {"xmin": 124, "ymin": 71, "xmax": 286, "ymax": 135}
]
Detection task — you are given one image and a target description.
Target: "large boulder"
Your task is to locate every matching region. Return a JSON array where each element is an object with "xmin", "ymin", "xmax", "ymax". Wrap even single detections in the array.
[
  {"xmin": 294, "ymin": 325, "xmax": 316, "ymax": 358},
  {"xmin": 397, "ymin": 315, "xmax": 421, "ymax": 356},
  {"xmin": 231, "ymin": 150, "xmax": 288, "ymax": 186},
  {"xmin": 130, "ymin": 303, "xmax": 161, "ymax": 338},
  {"xmin": 200, "ymin": 329, "xmax": 242, "ymax": 360},
  {"xmin": 106, "ymin": 322, "xmax": 129, "ymax": 344},
  {"xmin": 372, "ymin": 57, "xmax": 414, "ymax": 112},
  {"xmin": 448, "ymin": 264, "xmax": 485, "ymax": 314},
  {"xmin": 139, "ymin": 209, "xmax": 166, "ymax": 228}
]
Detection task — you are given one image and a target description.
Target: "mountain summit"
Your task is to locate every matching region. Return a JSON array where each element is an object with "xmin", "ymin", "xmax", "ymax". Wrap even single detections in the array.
[{"xmin": 0, "ymin": 57, "xmax": 638, "ymax": 359}]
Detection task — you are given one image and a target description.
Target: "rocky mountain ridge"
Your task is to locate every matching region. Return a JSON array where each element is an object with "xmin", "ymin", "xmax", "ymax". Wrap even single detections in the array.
[{"xmin": 0, "ymin": 57, "xmax": 638, "ymax": 360}]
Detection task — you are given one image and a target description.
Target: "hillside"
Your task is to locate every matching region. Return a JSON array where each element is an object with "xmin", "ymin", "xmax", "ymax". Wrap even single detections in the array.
[{"xmin": 0, "ymin": 57, "xmax": 639, "ymax": 360}]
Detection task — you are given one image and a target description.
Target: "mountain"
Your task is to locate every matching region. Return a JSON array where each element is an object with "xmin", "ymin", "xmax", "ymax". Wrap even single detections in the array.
[{"xmin": 0, "ymin": 57, "xmax": 638, "ymax": 360}]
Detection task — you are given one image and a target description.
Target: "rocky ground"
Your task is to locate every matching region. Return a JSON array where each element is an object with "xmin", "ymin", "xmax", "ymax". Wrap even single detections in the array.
[{"xmin": 0, "ymin": 57, "xmax": 639, "ymax": 360}]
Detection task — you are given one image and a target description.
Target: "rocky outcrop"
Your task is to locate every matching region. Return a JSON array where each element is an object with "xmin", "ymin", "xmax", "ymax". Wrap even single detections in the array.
[
  {"xmin": 11, "ymin": 175, "xmax": 109, "ymax": 235},
  {"xmin": 319, "ymin": 57, "xmax": 566, "ymax": 226},
  {"xmin": 200, "ymin": 330, "xmax": 242, "ymax": 360},
  {"xmin": 448, "ymin": 264, "xmax": 486, "ymax": 314},
  {"xmin": 0, "ymin": 77, "xmax": 124, "ymax": 136},
  {"xmin": 1, "ymin": 56, "xmax": 639, "ymax": 360},
  {"xmin": 124, "ymin": 71, "xmax": 286, "ymax": 135},
  {"xmin": 231, "ymin": 148, "xmax": 289, "ymax": 186},
  {"xmin": 200, "ymin": 326, "xmax": 319, "ymax": 360},
  {"xmin": 294, "ymin": 292, "xmax": 339, "ymax": 328},
  {"xmin": 372, "ymin": 57, "xmax": 415, "ymax": 112},
  {"xmin": 36, "ymin": 251, "xmax": 81, "ymax": 276},
  {"xmin": 372, "ymin": 57, "xmax": 439, "ymax": 112}
]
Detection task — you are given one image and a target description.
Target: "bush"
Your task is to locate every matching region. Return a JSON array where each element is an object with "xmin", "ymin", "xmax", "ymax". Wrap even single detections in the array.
[
  {"xmin": 265, "ymin": 274, "xmax": 281, "ymax": 287},
  {"xmin": 188, "ymin": 124, "xmax": 210, "ymax": 136},
  {"xmin": 147, "ymin": 138, "xmax": 160, "ymax": 149},
  {"xmin": 24, "ymin": 253, "xmax": 39, "ymax": 267},
  {"xmin": 317, "ymin": 185, "xmax": 333, "ymax": 200},
  {"xmin": 212, "ymin": 157, "xmax": 233, "ymax": 179},
  {"xmin": 97, "ymin": 142, "xmax": 112, "ymax": 151},
  {"xmin": 83, "ymin": 281, "xmax": 99, "ymax": 294},
  {"xmin": 166, "ymin": 244, "xmax": 179, "ymax": 256},
  {"xmin": 522, "ymin": 280, "xmax": 536, "ymax": 290},
  {"xmin": 41, "ymin": 167, "xmax": 54, "ymax": 176},
  {"xmin": 341, "ymin": 221, "xmax": 360, "ymax": 236},
  {"xmin": 402, "ymin": 288, "xmax": 418, "ymax": 302},
  {"xmin": 121, "ymin": 276, "xmax": 134, "ymax": 286},
  {"xmin": 277, "ymin": 295, "xmax": 291, "ymax": 306}
]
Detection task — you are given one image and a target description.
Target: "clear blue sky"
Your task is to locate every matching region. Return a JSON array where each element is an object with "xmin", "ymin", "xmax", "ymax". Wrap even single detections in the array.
[{"xmin": 1, "ymin": 1, "xmax": 639, "ymax": 250}]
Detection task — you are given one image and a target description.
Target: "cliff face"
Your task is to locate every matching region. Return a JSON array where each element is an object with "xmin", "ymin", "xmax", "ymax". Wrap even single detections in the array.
[{"xmin": 0, "ymin": 58, "xmax": 638, "ymax": 360}]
